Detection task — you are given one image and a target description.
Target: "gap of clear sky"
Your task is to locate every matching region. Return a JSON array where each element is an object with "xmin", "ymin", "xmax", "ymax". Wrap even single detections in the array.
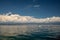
[{"xmin": 0, "ymin": 0, "xmax": 60, "ymax": 18}]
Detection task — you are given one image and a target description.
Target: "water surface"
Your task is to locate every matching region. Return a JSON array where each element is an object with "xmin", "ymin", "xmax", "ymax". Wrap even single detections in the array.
[{"xmin": 0, "ymin": 25, "xmax": 60, "ymax": 40}]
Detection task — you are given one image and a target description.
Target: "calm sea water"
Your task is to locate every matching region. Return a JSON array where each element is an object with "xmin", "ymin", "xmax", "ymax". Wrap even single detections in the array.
[{"xmin": 0, "ymin": 25, "xmax": 60, "ymax": 40}]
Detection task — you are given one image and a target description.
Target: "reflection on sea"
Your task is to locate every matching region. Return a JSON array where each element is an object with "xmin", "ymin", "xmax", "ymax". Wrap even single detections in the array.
[{"xmin": 0, "ymin": 25, "xmax": 60, "ymax": 40}]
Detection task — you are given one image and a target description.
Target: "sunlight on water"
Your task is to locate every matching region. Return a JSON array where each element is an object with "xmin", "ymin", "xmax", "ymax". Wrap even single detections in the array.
[{"xmin": 0, "ymin": 25, "xmax": 60, "ymax": 40}]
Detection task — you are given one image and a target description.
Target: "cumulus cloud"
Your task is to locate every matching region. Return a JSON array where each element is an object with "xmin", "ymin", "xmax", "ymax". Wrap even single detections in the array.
[{"xmin": 0, "ymin": 12, "xmax": 60, "ymax": 23}]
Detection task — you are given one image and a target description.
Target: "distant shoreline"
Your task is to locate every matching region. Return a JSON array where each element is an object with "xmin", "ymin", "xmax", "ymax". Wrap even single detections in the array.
[{"xmin": 0, "ymin": 23, "xmax": 60, "ymax": 25}]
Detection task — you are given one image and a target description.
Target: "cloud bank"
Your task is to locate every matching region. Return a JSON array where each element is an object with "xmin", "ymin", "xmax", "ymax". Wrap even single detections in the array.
[{"xmin": 0, "ymin": 12, "xmax": 60, "ymax": 23}]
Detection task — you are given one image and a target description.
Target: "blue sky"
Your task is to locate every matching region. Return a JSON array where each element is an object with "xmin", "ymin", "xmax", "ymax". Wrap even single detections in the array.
[{"xmin": 0, "ymin": 0, "xmax": 60, "ymax": 18}]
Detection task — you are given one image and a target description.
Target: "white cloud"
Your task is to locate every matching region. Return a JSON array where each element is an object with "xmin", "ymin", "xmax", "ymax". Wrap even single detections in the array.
[
  {"xmin": 33, "ymin": 0, "xmax": 36, "ymax": 2},
  {"xmin": 33, "ymin": 5, "xmax": 40, "ymax": 8},
  {"xmin": 0, "ymin": 12, "xmax": 60, "ymax": 23}
]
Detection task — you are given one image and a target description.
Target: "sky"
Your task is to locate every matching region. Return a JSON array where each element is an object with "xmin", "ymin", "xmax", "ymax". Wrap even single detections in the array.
[
  {"xmin": 0, "ymin": 0, "xmax": 60, "ymax": 23},
  {"xmin": 0, "ymin": 0, "xmax": 60, "ymax": 18}
]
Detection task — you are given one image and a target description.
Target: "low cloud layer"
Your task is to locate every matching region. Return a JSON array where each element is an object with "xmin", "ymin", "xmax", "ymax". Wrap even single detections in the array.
[{"xmin": 0, "ymin": 12, "xmax": 60, "ymax": 23}]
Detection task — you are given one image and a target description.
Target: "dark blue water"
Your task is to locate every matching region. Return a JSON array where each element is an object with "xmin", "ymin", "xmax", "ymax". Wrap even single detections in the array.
[{"xmin": 0, "ymin": 25, "xmax": 60, "ymax": 40}]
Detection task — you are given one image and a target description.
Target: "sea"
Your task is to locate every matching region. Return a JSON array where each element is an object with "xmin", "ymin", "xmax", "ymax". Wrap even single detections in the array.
[{"xmin": 0, "ymin": 24, "xmax": 60, "ymax": 40}]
